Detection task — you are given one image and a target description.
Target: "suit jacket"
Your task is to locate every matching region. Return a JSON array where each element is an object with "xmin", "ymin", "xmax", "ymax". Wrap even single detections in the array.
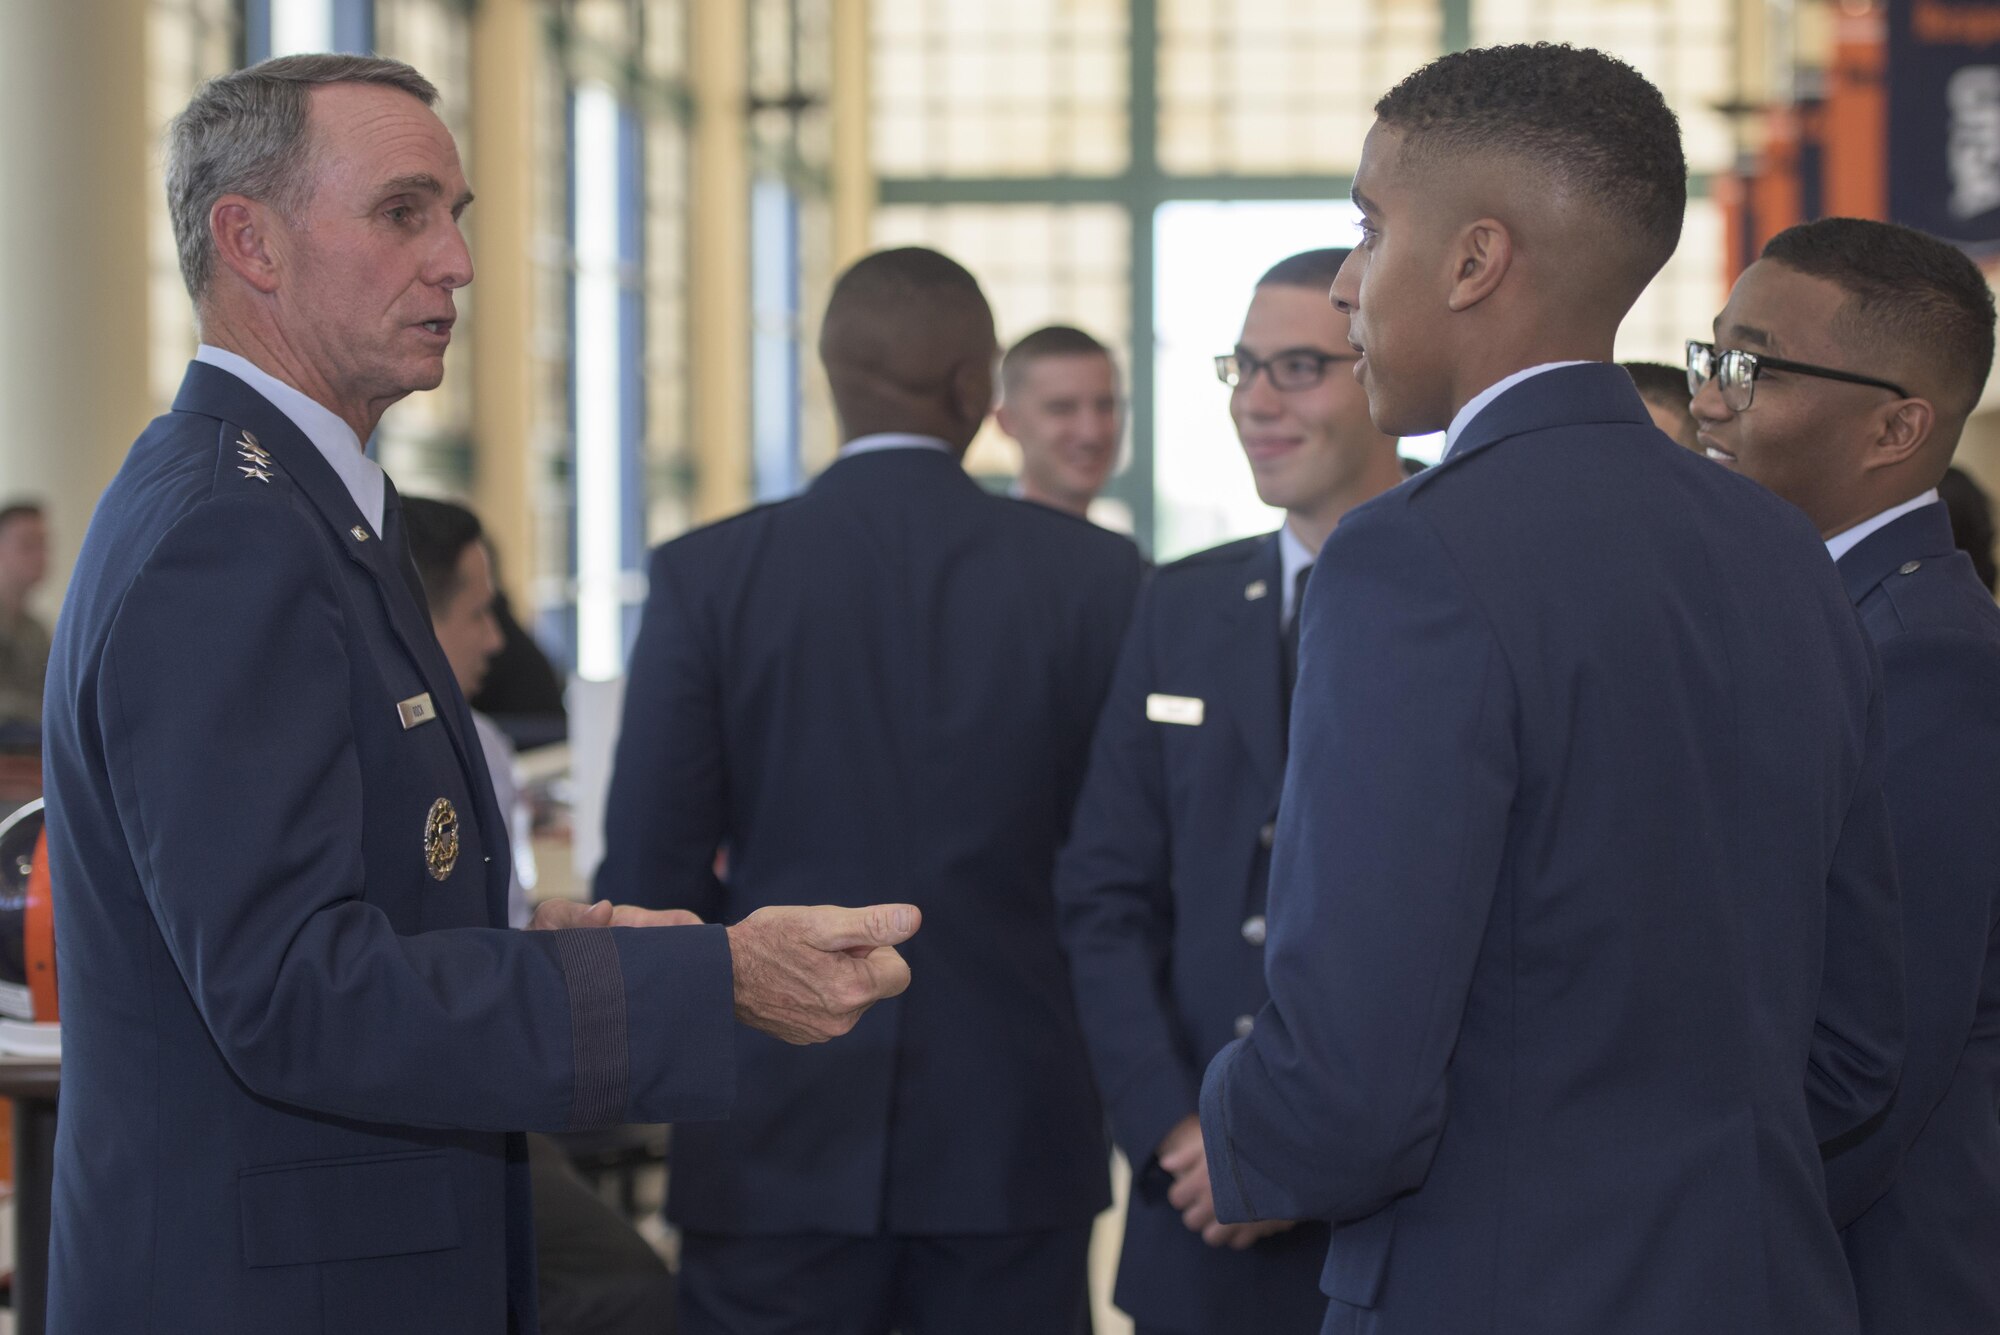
[
  {"xmin": 1823, "ymin": 502, "xmax": 2000, "ymax": 1334},
  {"xmin": 1200, "ymin": 363, "xmax": 1903, "ymax": 1335},
  {"xmin": 599, "ymin": 445, "xmax": 1144, "ymax": 1235},
  {"xmin": 1055, "ymin": 532, "xmax": 1330, "ymax": 1333},
  {"xmin": 42, "ymin": 363, "xmax": 737, "ymax": 1335}
]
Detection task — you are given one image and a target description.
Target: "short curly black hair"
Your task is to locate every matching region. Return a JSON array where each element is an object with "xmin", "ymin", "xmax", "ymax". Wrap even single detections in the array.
[
  {"xmin": 1374, "ymin": 44, "xmax": 1686, "ymax": 286},
  {"xmin": 1761, "ymin": 217, "xmax": 1997, "ymax": 420}
]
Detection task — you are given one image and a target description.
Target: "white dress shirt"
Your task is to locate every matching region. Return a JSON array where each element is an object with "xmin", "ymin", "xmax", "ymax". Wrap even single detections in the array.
[
  {"xmin": 1825, "ymin": 490, "xmax": 1943, "ymax": 563},
  {"xmin": 1279, "ymin": 522, "xmax": 1316, "ymax": 629},
  {"xmin": 838, "ymin": 432, "xmax": 954, "ymax": 459},
  {"xmin": 1444, "ymin": 362, "xmax": 1594, "ymax": 458},
  {"xmin": 195, "ymin": 344, "xmax": 386, "ymax": 537}
]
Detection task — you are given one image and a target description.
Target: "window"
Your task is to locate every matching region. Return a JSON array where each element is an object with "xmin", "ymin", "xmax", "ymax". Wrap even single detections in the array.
[{"xmin": 538, "ymin": 1, "xmax": 693, "ymax": 680}]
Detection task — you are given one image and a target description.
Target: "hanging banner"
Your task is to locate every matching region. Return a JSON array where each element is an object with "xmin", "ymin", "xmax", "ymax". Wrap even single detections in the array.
[{"xmin": 1890, "ymin": 0, "xmax": 2000, "ymax": 252}]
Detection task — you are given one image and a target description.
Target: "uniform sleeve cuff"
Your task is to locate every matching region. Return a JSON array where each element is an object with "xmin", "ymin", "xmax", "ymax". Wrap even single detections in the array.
[
  {"xmin": 1199, "ymin": 1039, "xmax": 1258, "ymax": 1223},
  {"xmin": 610, "ymin": 922, "xmax": 737, "ymax": 1124}
]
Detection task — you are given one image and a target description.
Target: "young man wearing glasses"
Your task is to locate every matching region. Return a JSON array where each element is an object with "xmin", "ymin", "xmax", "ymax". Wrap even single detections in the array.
[
  {"xmin": 1693, "ymin": 216, "xmax": 2000, "ymax": 1335},
  {"xmin": 1053, "ymin": 248, "xmax": 1404, "ymax": 1335}
]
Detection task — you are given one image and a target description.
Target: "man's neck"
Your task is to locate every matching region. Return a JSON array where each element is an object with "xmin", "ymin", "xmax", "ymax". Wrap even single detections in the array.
[
  {"xmin": 1018, "ymin": 475, "xmax": 1091, "ymax": 518},
  {"xmin": 200, "ymin": 315, "xmax": 381, "ymax": 444},
  {"xmin": 1816, "ymin": 481, "xmax": 1942, "ymax": 543},
  {"xmin": 1286, "ymin": 451, "xmax": 1409, "ymax": 554},
  {"xmin": 0, "ymin": 587, "xmax": 25, "ymax": 624},
  {"xmin": 1442, "ymin": 330, "xmax": 1614, "ymax": 427}
]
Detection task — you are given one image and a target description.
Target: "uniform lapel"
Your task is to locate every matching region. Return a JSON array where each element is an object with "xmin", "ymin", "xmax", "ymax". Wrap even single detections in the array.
[
  {"xmin": 172, "ymin": 364, "xmax": 506, "ymax": 894},
  {"xmin": 1216, "ymin": 534, "xmax": 1287, "ymax": 795}
]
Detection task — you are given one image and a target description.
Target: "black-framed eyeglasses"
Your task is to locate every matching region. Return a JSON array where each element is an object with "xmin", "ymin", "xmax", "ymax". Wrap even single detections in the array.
[
  {"xmin": 1685, "ymin": 339, "xmax": 1909, "ymax": 413},
  {"xmin": 1215, "ymin": 348, "xmax": 1358, "ymax": 392}
]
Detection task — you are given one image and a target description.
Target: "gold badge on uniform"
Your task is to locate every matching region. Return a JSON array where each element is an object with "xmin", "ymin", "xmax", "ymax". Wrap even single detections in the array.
[{"xmin": 423, "ymin": 797, "xmax": 460, "ymax": 881}]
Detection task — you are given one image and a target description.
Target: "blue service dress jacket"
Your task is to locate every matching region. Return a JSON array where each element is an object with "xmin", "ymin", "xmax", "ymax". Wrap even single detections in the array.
[
  {"xmin": 1055, "ymin": 532, "xmax": 1331, "ymax": 1333},
  {"xmin": 1822, "ymin": 501, "xmax": 2000, "ymax": 1335},
  {"xmin": 41, "ymin": 362, "xmax": 738, "ymax": 1335},
  {"xmin": 1199, "ymin": 364, "xmax": 1904, "ymax": 1335},
  {"xmin": 598, "ymin": 446, "xmax": 1145, "ymax": 1237}
]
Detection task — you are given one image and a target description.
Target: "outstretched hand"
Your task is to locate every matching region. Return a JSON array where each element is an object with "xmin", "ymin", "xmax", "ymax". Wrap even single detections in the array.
[{"xmin": 726, "ymin": 904, "xmax": 920, "ymax": 1044}]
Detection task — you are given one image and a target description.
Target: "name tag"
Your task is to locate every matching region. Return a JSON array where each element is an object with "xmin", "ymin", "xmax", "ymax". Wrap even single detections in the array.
[
  {"xmin": 1146, "ymin": 693, "xmax": 1205, "ymax": 727},
  {"xmin": 398, "ymin": 693, "xmax": 438, "ymax": 730}
]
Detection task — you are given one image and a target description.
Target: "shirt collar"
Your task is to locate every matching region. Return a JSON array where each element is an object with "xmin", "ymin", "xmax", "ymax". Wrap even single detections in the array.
[
  {"xmin": 838, "ymin": 432, "xmax": 954, "ymax": 459},
  {"xmin": 195, "ymin": 344, "xmax": 386, "ymax": 536},
  {"xmin": 1825, "ymin": 490, "xmax": 1943, "ymax": 564},
  {"xmin": 1445, "ymin": 362, "xmax": 1595, "ymax": 457},
  {"xmin": 1278, "ymin": 522, "xmax": 1316, "ymax": 628}
]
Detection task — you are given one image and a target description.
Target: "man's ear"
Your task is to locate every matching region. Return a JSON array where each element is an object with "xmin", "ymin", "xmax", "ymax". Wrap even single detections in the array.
[
  {"xmin": 1859, "ymin": 396, "xmax": 1937, "ymax": 473},
  {"xmin": 210, "ymin": 195, "xmax": 283, "ymax": 296},
  {"xmin": 1445, "ymin": 218, "xmax": 1513, "ymax": 313},
  {"xmin": 993, "ymin": 399, "xmax": 1018, "ymax": 439},
  {"xmin": 952, "ymin": 357, "xmax": 996, "ymax": 431}
]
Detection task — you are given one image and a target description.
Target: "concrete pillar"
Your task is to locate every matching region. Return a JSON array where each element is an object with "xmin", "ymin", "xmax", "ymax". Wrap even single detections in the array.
[
  {"xmin": 0, "ymin": 0, "xmax": 156, "ymax": 620},
  {"xmin": 689, "ymin": 0, "xmax": 753, "ymax": 522},
  {"xmin": 467, "ymin": 0, "xmax": 540, "ymax": 611}
]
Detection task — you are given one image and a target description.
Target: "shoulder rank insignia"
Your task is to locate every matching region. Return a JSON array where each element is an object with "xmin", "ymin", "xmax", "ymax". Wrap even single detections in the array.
[
  {"xmin": 234, "ymin": 429, "xmax": 274, "ymax": 482},
  {"xmin": 424, "ymin": 797, "xmax": 460, "ymax": 881}
]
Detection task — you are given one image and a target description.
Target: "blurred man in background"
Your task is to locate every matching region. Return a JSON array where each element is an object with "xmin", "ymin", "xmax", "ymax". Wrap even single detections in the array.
[
  {"xmin": 1622, "ymin": 360, "xmax": 1701, "ymax": 450},
  {"xmin": 602, "ymin": 247, "xmax": 1145, "ymax": 1335},
  {"xmin": 1056, "ymin": 247, "xmax": 1405, "ymax": 1335},
  {"xmin": 1693, "ymin": 216, "xmax": 2000, "ymax": 1335},
  {"xmin": 997, "ymin": 324, "xmax": 1124, "ymax": 518},
  {"xmin": 0, "ymin": 500, "xmax": 50, "ymax": 733}
]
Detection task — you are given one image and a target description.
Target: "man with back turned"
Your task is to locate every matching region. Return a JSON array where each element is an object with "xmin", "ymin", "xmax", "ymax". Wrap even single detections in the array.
[
  {"xmin": 601, "ymin": 246, "xmax": 1145, "ymax": 1334},
  {"xmin": 1198, "ymin": 45, "xmax": 1902, "ymax": 1335}
]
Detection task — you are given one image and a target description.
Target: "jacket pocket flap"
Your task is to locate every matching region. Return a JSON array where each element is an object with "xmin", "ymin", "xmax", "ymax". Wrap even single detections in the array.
[
  {"xmin": 240, "ymin": 1150, "xmax": 460, "ymax": 1268},
  {"xmin": 1320, "ymin": 1204, "xmax": 1396, "ymax": 1309}
]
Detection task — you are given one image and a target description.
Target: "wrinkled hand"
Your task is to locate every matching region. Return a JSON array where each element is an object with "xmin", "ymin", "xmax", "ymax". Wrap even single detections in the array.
[
  {"xmin": 527, "ymin": 900, "xmax": 704, "ymax": 930},
  {"xmin": 1158, "ymin": 1113, "xmax": 1298, "ymax": 1251},
  {"xmin": 726, "ymin": 903, "xmax": 920, "ymax": 1044}
]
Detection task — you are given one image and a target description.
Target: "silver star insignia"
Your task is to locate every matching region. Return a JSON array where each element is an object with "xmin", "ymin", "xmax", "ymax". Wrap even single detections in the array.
[
  {"xmin": 239, "ymin": 429, "xmax": 261, "ymax": 447},
  {"xmin": 239, "ymin": 465, "xmax": 274, "ymax": 483}
]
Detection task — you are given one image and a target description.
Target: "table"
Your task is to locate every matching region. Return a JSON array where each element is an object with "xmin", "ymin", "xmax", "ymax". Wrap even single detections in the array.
[{"xmin": 0, "ymin": 1058, "xmax": 58, "ymax": 1335}]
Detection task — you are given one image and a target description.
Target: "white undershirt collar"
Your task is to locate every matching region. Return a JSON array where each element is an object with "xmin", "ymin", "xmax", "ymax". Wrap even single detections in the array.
[
  {"xmin": 1825, "ymin": 491, "xmax": 1942, "ymax": 564},
  {"xmin": 1278, "ymin": 523, "xmax": 1315, "ymax": 628},
  {"xmin": 1444, "ymin": 362, "xmax": 1594, "ymax": 457},
  {"xmin": 838, "ymin": 432, "xmax": 953, "ymax": 459}
]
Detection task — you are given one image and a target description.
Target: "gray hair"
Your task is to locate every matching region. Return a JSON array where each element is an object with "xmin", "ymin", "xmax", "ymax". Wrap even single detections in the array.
[{"xmin": 165, "ymin": 54, "xmax": 438, "ymax": 303}]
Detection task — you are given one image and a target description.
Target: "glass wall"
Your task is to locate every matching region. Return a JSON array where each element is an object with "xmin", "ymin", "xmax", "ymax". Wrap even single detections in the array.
[
  {"xmin": 538, "ymin": 0, "xmax": 693, "ymax": 678},
  {"xmin": 871, "ymin": 0, "xmax": 1743, "ymax": 556}
]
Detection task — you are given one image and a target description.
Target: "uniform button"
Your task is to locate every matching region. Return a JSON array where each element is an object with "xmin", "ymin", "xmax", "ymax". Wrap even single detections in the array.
[
  {"xmin": 1899, "ymin": 561, "xmax": 1922, "ymax": 576},
  {"xmin": 1241, "ymin": 915, "xmax": 1267, "ymax": 946},
  {"xmin": 1258, "ymin": 822, "xmax": 1276, "ymax": 850},
  {"xmin": 1234, "ymin": 1014, "xmax": 1256, "ymax": 1040}
]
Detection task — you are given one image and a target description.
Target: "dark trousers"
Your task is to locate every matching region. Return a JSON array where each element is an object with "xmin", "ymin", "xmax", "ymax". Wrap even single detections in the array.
[
  {"xmin": 678, "ymin": 1227, "xmax": 1093, "ymax": 1335},
  {"xmin": 528, "ymin": 1134, "xmax": 677, "ymax": 1335}
]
